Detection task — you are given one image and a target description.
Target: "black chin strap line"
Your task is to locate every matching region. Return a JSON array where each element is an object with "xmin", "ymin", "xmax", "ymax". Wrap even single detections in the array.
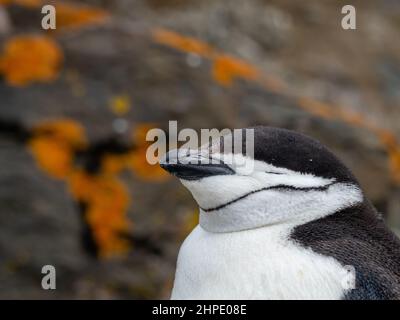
[{"xmin": 200, "ymin": 182, "xmax": 336, "ymax": 213}]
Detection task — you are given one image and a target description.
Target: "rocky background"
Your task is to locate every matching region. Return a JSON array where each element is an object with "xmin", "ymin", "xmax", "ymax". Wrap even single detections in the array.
[{"xmin": 0, "ymin": 0, "xmax": 399, "ymax": 299}]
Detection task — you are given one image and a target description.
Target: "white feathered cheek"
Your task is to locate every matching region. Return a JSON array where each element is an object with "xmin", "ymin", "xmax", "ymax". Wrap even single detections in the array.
[{"xmin": 180, "ymin": 174, "xmax": 262, "ymax": 210}]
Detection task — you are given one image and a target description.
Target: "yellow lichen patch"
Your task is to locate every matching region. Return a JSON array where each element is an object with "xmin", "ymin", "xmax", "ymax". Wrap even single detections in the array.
[
  {"xmin": 29, "ymin": 120, "xmax": 86, "ymax": 179},
  {"xmin": 0, "ymin": 35, "xmax": 63, "ymax": 86},
  {"xmin": 212, "ymin": 55, "xmax": 260, "ymax": 87},
  {"xmin": 152, "ymin": 28, "xmax": 215, "ymax": 57},
  {"xmin": 110, "ymin": 95, "xmax": 131, "ymax": 116},
  {"xmin": 69, "ymin": 171, "xmax": 131, "ymax": 258},
  {"xmin": 55, "ymin": 3, "xmax": 109, "ymax": 30}
]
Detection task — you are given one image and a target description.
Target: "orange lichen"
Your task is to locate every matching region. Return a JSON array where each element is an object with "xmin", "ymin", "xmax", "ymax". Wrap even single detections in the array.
[
  {"xmin": 378, "ymin": 131, "xmax": 400, "ymax": 184},
  {"xmin": 0, "ymin": 35, "xmax": 63, "ymax": 86},
  {"xmin": 28, "ymin": 119, "xmax": 170, "ymax": 258},
  {"xmin": 1, "ymin": 0, "xmax": 109, "ymax": 29},
  {"xmin": 55, "ymin": 3, "xmax": 109, "ymax": 30},
  {"xmin": 101, "ymin": 153, "xmax": 130, "ymax": 175},
  {"xmin": 29, "ymin": 120, "xmax": 86, "ymax": 179},
  {"xmin": 133, "ymin": 123, "xmax": 155, "ymax": 144},
  {"xmin": 152, "ymin": 28, "xmax": 215, "ymax": 57},
  {"xmin": 129, "ymin": 147, "xmax": 169, "ymax": 181},
  {"xmin": 212, "ymin": 55, "xmax": 260, "ymax": 87},
  {"xmin": 0, "ymin": 0, "xmax": 42, "ymax": 6},
  {"xmin": 297, "ymin": 97, "xmax": 336, "ymax": 120},
  {"xmin": 153, "ymin": 29, "xmax": 260, "ymax": 87},
  {"xmin": 389, "ymin": 149, "xmax": 400, "ymax": 184},
  {"xmin": 29, "ymin": 138, "xmax": 74, "ymax": 179},
  {"xmin": 32, "ymin": 119, "xmax": 87, "ymax": 148},
  {"xmin": 129, "ymin": 124, "xmax": 169, "ymax": 181},
  {"xmin": 69, "ymin": 170, "xmax": 131, "ymax": 258},
  {"xmin": 100, "ymin": 125, "xmax": 170, "ymax": 181},
  {"xmin": 337, "ymin": 108, "xmax": 367, "ymax": 128},
  {"xmin": 28, "ymin": 119, "xmax": 131, "ymax": 259}
]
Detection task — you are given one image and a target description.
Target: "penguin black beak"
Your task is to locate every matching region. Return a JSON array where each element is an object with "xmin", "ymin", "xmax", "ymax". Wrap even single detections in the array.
[{"xmin": 159, "ymin": 150, "xmax": 235, "ymax": 181}]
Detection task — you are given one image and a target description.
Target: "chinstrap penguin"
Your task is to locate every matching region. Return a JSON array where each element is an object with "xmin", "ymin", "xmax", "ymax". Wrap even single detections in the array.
[{"xmin": 160, "ymin": 126, "xmax": 400, "ymax": 300}]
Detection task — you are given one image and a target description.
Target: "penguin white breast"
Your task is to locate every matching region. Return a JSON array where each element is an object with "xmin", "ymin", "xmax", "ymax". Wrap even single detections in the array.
[{"xmin": 171, "ymin": 224, "xmax": 352, "ymax": 300}]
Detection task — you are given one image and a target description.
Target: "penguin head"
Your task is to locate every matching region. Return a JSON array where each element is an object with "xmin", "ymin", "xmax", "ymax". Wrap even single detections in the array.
[{"xmin": 160, "ymin": 126, "xmax": 363, "ymax": 232}]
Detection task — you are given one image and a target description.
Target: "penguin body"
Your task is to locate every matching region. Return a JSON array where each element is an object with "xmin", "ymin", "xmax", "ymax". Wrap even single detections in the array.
[
  {"xmin": 172, "ymin": 224, "xmax": 350, "ymax": 299},
  {"xmin": 160, "ymin": 126, "xmax": 400, "ymax": 300}
]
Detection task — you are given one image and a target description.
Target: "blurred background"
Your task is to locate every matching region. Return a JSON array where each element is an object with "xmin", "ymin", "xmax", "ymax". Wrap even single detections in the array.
[{"xmin": 0, "ymin": 0, "xmax": 399, "ymax": 299}]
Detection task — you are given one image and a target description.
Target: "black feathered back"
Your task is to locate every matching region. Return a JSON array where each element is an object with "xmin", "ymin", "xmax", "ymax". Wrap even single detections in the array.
[{"xmin": 291, "ymin": 202, "xmax": 400, "ymax": 299}]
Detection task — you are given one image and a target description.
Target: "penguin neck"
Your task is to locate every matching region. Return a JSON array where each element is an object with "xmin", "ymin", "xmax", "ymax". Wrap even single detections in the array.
[{"xmin": 199, "ymin": 182, "xmax": 363, "ymax": 233}]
